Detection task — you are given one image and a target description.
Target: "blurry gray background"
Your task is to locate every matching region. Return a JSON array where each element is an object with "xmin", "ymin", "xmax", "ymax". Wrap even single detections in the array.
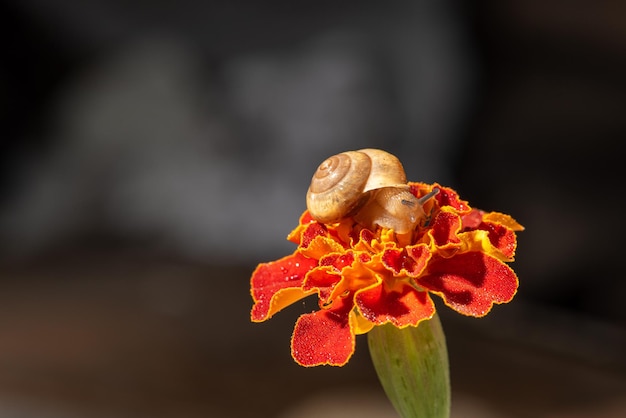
[
  {"xmin": 1, "ymin": 0, "xmax": 474, "ymax": 264},
  {"xmin": 1, "ymin": 1, "xmax": 625, "ymax": 417}
]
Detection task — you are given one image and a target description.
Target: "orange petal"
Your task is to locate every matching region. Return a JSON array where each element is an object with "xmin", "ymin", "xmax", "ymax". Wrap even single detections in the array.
[
  {"xmin": 352, "ymin": 310, "xmax": 375, "ymax": 335},
  {"xmin": 458, "ymin": 229, "xmax": 514, "ymax": 262},
  {"xmin": 482, "ymin": 212, "xmax": 524, "ymax": 231},
  {"xmin": 286, "ymin": 211, "xmax": 316, "ymax": 244},
  {"xmin": 303, "ymin": 251, "xmax": 356, "ymax": 302},
  {"xmin": 300, "ymin": 234, "xmax": 346, "ymax": 260}
]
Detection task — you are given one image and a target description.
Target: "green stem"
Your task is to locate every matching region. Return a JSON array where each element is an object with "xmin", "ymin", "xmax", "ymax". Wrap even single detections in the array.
[{"xmin": 367, "ymin": 313, "xmax": 450, "ymax": 418}]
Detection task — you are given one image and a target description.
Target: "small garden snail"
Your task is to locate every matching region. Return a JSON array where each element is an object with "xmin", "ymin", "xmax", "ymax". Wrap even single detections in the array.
[{"xmin": 306, "ymin": 149, "xmax": 438, "ymax": 234}]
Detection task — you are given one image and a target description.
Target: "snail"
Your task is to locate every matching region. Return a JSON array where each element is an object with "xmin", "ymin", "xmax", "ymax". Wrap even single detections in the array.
[{"xmin": 306, "ymin": 149, "xmax": 438, "ymax": 234}]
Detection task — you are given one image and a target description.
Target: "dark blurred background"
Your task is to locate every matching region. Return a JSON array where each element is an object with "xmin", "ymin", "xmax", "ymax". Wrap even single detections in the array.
[{"xmin": 1, "ymin": 1, "xmax": 625, "ymax": 417}]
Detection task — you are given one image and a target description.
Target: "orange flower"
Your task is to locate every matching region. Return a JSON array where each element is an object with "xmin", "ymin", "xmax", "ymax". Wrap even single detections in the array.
[{"xmin": 250, "ymin": 183, "xmax": 523, "ymax": 366}]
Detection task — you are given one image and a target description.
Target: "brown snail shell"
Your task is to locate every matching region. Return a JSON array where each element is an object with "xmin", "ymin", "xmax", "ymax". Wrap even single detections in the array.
[{"xmin": 306, "ymin": 148, "xmax": 426, "ymax": 234}]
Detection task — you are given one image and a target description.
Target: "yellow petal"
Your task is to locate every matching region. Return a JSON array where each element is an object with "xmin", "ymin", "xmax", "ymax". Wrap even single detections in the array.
[{"xmin": 482, "ymin": 212, "xmax": 524, "ymax": 231}]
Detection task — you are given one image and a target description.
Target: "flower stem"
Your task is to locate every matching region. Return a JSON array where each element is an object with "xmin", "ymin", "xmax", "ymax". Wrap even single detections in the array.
[{"xmin": 367, "ymin": 313, "xmax": 450, "ymax": 418}]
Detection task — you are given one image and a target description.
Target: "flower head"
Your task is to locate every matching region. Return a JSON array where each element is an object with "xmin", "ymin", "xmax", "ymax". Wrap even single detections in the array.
[{"xmin": 251, "ymin": 182, "xmax": 523, "ymax": 367}]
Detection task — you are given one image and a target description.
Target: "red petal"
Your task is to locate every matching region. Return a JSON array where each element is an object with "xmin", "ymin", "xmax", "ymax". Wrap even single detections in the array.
[
  {"xmin": 434, "ymin": 185, "xmax": 470, "ymax": 213},
  {"xmin": 301, "ymin": 211, "xmax": 315, "ymax": 224},
  {"xmin": 479, "ymin": 221, "xmax": 517, "ymax": 259},
  {"xmin": 408, "ymin": 183, "xmax": 431, "ymax": 198},
  {"xmin": 303, "ymin": 269, "xmax": 340, "ymax": 302},
  {"xmin": 291, "ymin": 295, "xmax": 355, "ymax": 367},
  {"xmin": 356, "ymin": 283, "xmax": 435, "ymax": 327},
  {"xmin": 382, "ymin": 244, "xmax": 430, "ymax": 277},
  {"xmin": 418, "ymin": 251, "xmax": 518, "ymax": 317},
  {"xmin": 301, "ymin": 222, "xmax": 328, "ymax": 248},
  {"xmin": 250, "ymin": 252, "xmax": 318, "ymax": 321},
  {"xmin": 430, "ymin": 210, "xmax": 462, "ymax": 247},
  {"xmin": 360, "ymin": 229, "xmax": 376, "ymax": 246},
  {"xmin": 319, "ymin": 252, "xmax": 355, "ymax": 269},
  {"xmin": 461, "ymin": 208, "xmax": 485, "ymax": 230},
  {"xmin": 303, "ymin": 252, "xmax": 356, "ymax": 301}
]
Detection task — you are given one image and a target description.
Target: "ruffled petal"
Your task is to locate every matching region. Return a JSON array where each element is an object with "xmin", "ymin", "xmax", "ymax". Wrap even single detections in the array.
[
  {"xmin": 418, "ymin": 251, "xmax": 519, "ymax": 317},
  {"xmin": 478, "ymin": 212, "xmax": 524, "ymax": 259},
  {"xmin": 482, "ymin": 212, "xmax": 524, "ymax": 231},
  {"xmin": 460, "ymin": 208, "xmax": 484, "ymax": 230},
  {"xmin": 287, "ymin": 211, "xmax": 316, "ymax": 244},
  {"xmin": 300, "ymin": 234, "xmax": 346, "ymax": 259},
  {"xmin": 250, "ymin": 252, "xmax": 318, "ymax": 321},
  {"xmin": 460, "ymin": 210, "xmax": 520, "ymax": 259},
  {"xmin": 382, "ymin": 244, "xmax": 431, "ymax": 277},
  {"xmin": 302, "ymin": 267, "xmax": 341, "ymax": 303},
  {"xmin": 429, "ymin": 208, "xmax": 462, "ymax": 249},
  {"xmin": 291, "ymin": 294, "xmax": 355, "ymax": 366},
  {"xmin": 303, "ymin": 252, "xmax": 355, "ymax": 302},
  {"xmin": 352, "ymin": 311, "xmax": 375, "ymax": 335},
  {"xmin": 457, "ymin": 229, "xmax": 514, "ymax": 263},
  {"xmin": 301, "ymin": 222, "xmax": 329, "ymax": 248},
  {"xmin": 355, "ymin": 281, "xmax": 436, "ymax": 327},
  {"xmin": 479, "ymin": 220, "xmax": 518, "ymax": 259},
  {"xmin": 433, "ymin": 184, "xmax": 470, "ymax": 213}
]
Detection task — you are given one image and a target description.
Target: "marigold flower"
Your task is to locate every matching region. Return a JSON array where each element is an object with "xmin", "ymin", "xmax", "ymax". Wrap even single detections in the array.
[{"xmin": 251, "ymin": 180, "xmax": 523, "ymax": 367}]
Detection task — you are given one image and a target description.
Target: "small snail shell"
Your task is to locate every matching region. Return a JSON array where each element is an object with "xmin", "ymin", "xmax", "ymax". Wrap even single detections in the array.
[{"xmin": 306, "ymin": 149, "xmax": 426, "ymax": 234}]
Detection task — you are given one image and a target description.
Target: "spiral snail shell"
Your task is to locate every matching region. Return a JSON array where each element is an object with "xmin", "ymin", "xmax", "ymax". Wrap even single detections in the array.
[{"xmin": 306, "ymin": 149, "xmax": 432, "ymax": 234}]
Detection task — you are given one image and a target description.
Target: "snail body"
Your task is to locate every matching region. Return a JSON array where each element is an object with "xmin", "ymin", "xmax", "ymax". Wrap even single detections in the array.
[{"xmin": 306, "ymin": 149, "xmax": 430, "ymax": 234}]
